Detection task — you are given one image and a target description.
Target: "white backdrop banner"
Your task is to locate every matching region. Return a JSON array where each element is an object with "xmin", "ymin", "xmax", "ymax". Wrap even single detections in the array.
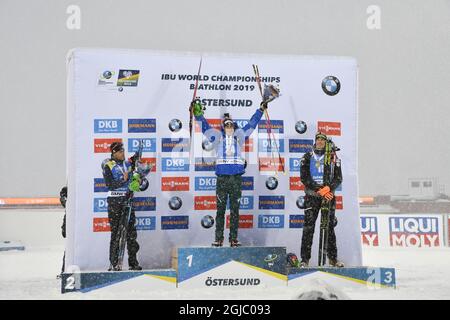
[{"xmin": 66, "ymin": 48, "xmax": 361, "ymax": 271}]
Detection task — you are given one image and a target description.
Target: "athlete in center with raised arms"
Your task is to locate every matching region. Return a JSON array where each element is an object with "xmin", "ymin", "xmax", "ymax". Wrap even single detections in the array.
[{"xmin": 192, "ymin": 100, "xmax": 269, "ymax": 247}]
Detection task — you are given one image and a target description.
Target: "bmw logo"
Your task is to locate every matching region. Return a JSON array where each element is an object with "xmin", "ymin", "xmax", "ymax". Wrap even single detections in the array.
[
  {"xmin": 296, "ymin": 196, "xmax": 305, "ymax": 209},
  {"xmin": 168, "ymin": 119, "xmax": 182, "ymax": 132},
  {"xmin": 169, "ymin": 196, "xmax": 182, "ymax": 210},
  {"xmin": 321, "ymin": 76, "xmax": 340, "ymax": 96},
  {"xmin": 265, "ymin": 176, "xmax": 278, "ymax": 190},
  {"xmin": 201, "ymin": 215, "xmax": 215, "ymax": 229},
  {"xmin": 202, "ymin": 138, "xmax": 214, "ymax": 151},
  {"xmin": 295, "ymin": 121, "xmax": 307, "ymax": 134},
  {"xmin": 102, "ymin": 71, "xmax": 113, "ymax": 79}
]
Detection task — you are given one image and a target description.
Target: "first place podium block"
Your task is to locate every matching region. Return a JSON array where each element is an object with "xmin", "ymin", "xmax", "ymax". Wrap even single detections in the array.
[{"xmin": 177, "ymin": 246, "xmax": 287, "ymax": 289}]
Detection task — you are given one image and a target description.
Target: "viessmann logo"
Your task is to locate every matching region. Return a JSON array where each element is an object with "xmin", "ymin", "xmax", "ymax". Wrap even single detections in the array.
[
  {"xmin": 317, "ymin": 121, "xmax": 341, "ymax": 136},
  {"xmin": 140, "ymin": 158, "xmax": 157, "ymax": 172},
  {"xmin": 194, "ymin": 196, "xmax": 217, "ymax": 210},
  {"xmin": 258, "ymin": 157, "xmax": 285, "ymax": 172},
  {"xmin": 93, "ymin": 218, "xmax": 111, "ymax": 232},
  {"xmin": 243, "ymin": 138, "xmax": 253, "ymax": 153},
  {"xmin": 94, "ymin": 138, "xmax": 122, "ymax": 153},
  {"xmin": 195, "ymin": 119, "xmax": 222, "ymax": 132},
  {"xmin": 289, "ymin": 177, "xmax": 305, "ymax": 191},
  {"xmin": 161, "ymin": 177, "xmax": 190, "ymax": 191},
  {"xmin": 335, "ymin": 196, "xmax": 343, "ymax": 210}
]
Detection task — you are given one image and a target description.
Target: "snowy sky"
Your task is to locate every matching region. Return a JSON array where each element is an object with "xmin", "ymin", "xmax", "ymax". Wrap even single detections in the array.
[{"xmin": 0, "ymin": 0, "xmax": 449, "ymax": 197}]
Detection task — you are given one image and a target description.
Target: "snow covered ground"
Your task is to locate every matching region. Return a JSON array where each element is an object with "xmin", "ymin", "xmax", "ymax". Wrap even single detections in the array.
[{"xmin": 1, "ymin": 210, "xmax": 450, "ymax": 300}]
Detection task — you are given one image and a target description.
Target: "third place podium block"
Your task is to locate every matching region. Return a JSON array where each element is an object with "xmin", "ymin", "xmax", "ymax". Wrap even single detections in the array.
[{"xmin": 176, "ymin": 246, "xmax": 287, "ymax": 289}]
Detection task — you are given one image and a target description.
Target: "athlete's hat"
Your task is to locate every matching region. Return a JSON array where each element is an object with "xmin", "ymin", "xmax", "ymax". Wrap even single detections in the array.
[
  {"xmin": 315, "ymin": 132, "xmax": 328, "ymax": 141},
  {"xmin": 110, "ymin": 142, "xmax": 124, "ymax": 153}
]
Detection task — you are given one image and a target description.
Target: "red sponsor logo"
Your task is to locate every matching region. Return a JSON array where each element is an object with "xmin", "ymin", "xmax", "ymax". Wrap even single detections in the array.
[
  {"xmin": 141, "ymin": 157, "xmax": 157, "ymax": 172},
  {"xmin": 243, "ymin": 138, "xmax": 253, "ymax": 153},
  {"xmin": 335, "ymin": 196, "xmax": 343, "ymax": 210},
  {"xmin": 93, "ymin": 217, "xmax": 111, "ymax": 232},
  {"xmin": 289, "ymin": 177, "xmax": 305, "ymax": 191},
  {"xmin": 94, "ymin": 138, "xmax": 122, "ymax": 153},
  {"xmin": 389, "ymin": 233, "xmax": 439, "ymax": 247},
  {"xmin": 195, "ymin": 119, "xmax": 222, "ymax": 132},
  {"xmin": 258, "ymin": 157, "xmax": 285, "ymax": 172},
  {"xmin": 226, "ymin": 214, "xmax": 254, "ymax": 229},
  {"xmin": 361, "ymin": 233, "xmax": 379, "ymax": 246},
  {"xmin": 317, "ymin": 121, "xmax": 341, "ymax": 136},
  {"xmin": 161, "ymin": 177, "xmax": 190, "ymax": 191},
  {"xmin": 194, "ymin": 196, "xmax": 217, "ymax": 210}
]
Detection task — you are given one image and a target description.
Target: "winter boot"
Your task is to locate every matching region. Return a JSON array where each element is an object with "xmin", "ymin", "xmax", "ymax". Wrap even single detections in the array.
[
  {"xmin": 212, "ymin": 239, "xmax": 224, "ymax": 247},
  {"xmin": 230, "ymin": 239, "xmax": 241, "ymax": 248},
  {"xmin": 329, "ymin": 259, "xmax": 344, "ymax": 268},
  {"xmin": 129, "ymin": 264, "xmax": 143, "ymax": 271},
  {"xmin": 108, "ymin": 265, "xmax": 122, "ymax": 271},
  {"xmin": 299, "ymin": 260, "xmax": 309, "ymax": 268}
]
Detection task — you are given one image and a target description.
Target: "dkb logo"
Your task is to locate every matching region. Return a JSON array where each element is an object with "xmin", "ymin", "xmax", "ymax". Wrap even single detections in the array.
[{"xmin": 94, "ymin": 119, "xmax": 122, "ymax": 133}]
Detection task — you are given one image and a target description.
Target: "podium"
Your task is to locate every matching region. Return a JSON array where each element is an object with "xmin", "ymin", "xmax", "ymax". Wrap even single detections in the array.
[
  {"xmin": 288, "ymin": 266, "xmax": 396, "ymax": 289},
  {"xmin": 176, "ymin": 246, "xmax": 287, "ymax": 289},
  {"xmin": 61, "ymin": 269, "xmax": 177, "ymax": 294},
  {"xmin": 60, "ymin": 246, "xmax": 396, "ymax": 293}
]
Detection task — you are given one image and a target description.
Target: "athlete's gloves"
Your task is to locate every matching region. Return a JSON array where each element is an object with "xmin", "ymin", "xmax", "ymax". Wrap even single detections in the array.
[
  {"xmin": 324, "ymin": 192, "xmax": 334, "ymax": 201},
  {"xmin": 129, "ymin": 173, "xmax": 141, "ymax": 192},
  {"xmin": 129, "ymin": 152, "xmax": 139, "ymax": 164},
  {"xmin": 317, "ymin": 186, "xmax": 331, "ymax": 197},
  {"xmin": 192, "ymin": 100, "xmax": 204, "ymax": 117}
]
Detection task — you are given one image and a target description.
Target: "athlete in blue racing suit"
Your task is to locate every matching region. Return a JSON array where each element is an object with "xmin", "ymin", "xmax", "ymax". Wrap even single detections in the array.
[
  {"xmin": 102, "ymin": 142, "xmax": 141, "ymax": 271},
  {"xmin": 194, "ymin": 102, "xmax": 267, "ymax": 247}
]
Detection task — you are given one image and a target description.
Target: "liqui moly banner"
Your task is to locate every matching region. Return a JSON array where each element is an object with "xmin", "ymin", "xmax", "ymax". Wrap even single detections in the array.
[
  {"xmin": 66, "ymin": 49, "xmax": 360, "ymax": 270},
  {"xmin": 360, "ymin": 214, "xmax": 445, "ymax": 248}
]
